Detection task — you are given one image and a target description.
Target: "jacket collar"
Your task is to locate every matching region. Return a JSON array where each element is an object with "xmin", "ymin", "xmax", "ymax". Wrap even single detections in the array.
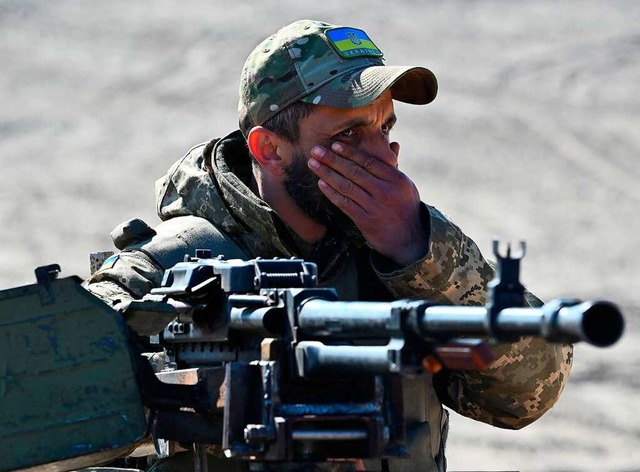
[{"xmin": 210, "ymin": 130, "xmax": 302, "ymax": 257}]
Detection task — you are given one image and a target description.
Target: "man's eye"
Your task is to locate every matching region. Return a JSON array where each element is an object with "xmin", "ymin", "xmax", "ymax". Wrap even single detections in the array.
[
  {"xmin": 381, "ymin": 123, "xmax": 392, "ymax": 134},
  {"xmin": 336, "ymin": 128, "xmax": 355, "ymax": 138}
]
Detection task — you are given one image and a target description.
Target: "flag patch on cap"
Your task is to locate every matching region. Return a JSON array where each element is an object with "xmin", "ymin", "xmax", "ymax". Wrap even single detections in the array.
[{"xmin": 325, "ymin": 27, "xmax": 383, "ymax": 59}]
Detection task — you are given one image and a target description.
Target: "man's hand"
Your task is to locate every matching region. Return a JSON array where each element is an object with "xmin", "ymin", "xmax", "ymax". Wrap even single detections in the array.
[{"xmin": 308, "ymin": 141, "xmax": 428, "ymax": 266}]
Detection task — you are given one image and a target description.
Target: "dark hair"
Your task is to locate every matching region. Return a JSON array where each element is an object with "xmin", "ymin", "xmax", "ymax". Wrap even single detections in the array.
[{"xmin": 261, "ymin": 101, "xmax": 317, "ymax": 143}]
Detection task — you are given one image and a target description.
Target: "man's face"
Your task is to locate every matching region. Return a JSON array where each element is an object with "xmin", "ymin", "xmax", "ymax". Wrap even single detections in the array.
[
  {"xmin": 282, "ymin": 91, "xmax": 397, "ymax": 236},
  {"xmin": 283, "ymin": 147, "xmax": 354, "ymax": 234}
]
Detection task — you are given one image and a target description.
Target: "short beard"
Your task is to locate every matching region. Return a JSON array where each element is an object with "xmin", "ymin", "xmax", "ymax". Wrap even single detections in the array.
[{"xmin": 283, "ymin": 151, "xmax": 361, "ymax": 241}]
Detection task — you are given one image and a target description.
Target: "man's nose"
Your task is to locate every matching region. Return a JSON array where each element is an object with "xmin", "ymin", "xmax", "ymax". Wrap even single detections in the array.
[{"xmin": 361, "ymin": 133, "xmax": 398, "ymax": 167}]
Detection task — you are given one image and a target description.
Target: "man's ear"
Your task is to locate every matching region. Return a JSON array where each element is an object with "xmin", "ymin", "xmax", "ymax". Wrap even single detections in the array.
[{"xmin": 247, "ymin": 126, "xmax": 287, "ymax": 176}]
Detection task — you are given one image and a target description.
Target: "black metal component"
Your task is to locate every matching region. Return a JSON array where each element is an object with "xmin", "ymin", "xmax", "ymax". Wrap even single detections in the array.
[
  {"xmin": 382, "ymin": 375, "xmax": 407, "ymax": 457},
  {"xmin": 195, "ymin": 248, "xmax": 213, "ymax": 259},
  {"xmin": 537, "ymin": 298, "xmax": 625, "ymax": 347},
  {"xmin": 223, "ymin": 363, "xmax": 265, "ymax": 456},
  {"xmin": 279, "ymin": 402, "xmax": 382, "ymax": 417},
  {"xmin": 136, "ymin": 357, "xmax": 220, "ymax": 413},
  {"xmin": 132, "ymin": 248, "xmax": 624, "ymax": 465},
  {"xmin": 194, "ymin": 443, "xmax": 209, "ymax": 472},
  {"xmin": 34, "ymin": 263, "xmax": 61, "ymax": 305},
  {"xmin": 486, "ymin": 239, "xmax": 527, "ymax": 339},
  {"xmin": 154, "ymin": 410, "xmax": 223, "ymax": 444},
  {"xmin": 416, "ymin": 300, "xmax": 624, "ymax": 347},
  {"xmin": 295, "ymin": 339, "xmax": 405, "ymax": 377},
  {"xmin": 152, "ymin": 262, "xmax": 219, "ymax": 297},
  {"xmin": 252, "ymin": 259, "xmax": 318, "ymax": 289}
]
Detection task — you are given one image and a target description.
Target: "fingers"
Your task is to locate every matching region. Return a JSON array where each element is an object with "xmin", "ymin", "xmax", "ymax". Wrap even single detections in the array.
[
  {"xmin": 308, "ymin": 156, "xmax": 371, "ymax": 222},
  {"xmin": 309, "ymin": 141, "xmax": 411, "ymax": 204},
  {"xmin": 317, "ymin": 178, "xmax": 367, "ymax": 221},
  {"xmin": 307, "ymin": 142, "xmax": 413, "ymax": 222},
  {"xmin": 311, "ymin": 142, "xmax": 395, "ymax": 183},
  {"xmin": 306, "ymin": 141, "xmax": 426, "ymax": 265},
  {"xmin": 309, "ymin": 149, "xmax": 388, "ymax": 219},
  {"xmin": 309, "ymin": 151, "xmax": 373, "ymax": 205}
]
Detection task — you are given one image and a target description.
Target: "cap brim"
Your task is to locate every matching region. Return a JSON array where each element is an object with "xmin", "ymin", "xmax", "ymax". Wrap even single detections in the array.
[{"xmin": 299, "ymin": 65, "xmax": 437, "ymax": 109}]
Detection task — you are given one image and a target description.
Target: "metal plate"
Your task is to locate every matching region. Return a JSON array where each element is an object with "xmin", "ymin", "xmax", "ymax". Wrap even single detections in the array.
[{"xmin": 0, "ymin": 275, "xmax": 146, "ymax": 471}]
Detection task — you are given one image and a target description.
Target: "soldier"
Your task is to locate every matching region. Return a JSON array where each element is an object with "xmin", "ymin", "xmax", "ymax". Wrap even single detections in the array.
[{"xmin": 85, "ymin": 19, "xmax": 572, "ymax": 472}]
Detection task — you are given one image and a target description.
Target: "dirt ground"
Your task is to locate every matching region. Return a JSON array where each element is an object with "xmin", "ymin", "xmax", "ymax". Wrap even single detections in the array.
[{"xmin": 1, "ymin": 1, "xmax": 638, "ymax": 471}]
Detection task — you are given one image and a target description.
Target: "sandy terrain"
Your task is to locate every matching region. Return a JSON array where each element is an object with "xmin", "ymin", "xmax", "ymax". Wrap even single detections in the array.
[{"xmin": 1, "ymin": 1, "xmax": 638, "ymax": 471}]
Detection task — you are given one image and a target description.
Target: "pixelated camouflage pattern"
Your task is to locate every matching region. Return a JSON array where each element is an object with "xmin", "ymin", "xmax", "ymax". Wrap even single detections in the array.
[
  {"xmin": 85, "ymin": 251, "xmax": 163, "ymax": 304},
  {"xmin": 89, "ymin": 251, "xmax": 114, "ymax": 275},
  {"xmin": 377, "ymin": 207, "xmax": 493, "ymax": 305},
  {"xmin": 443, "ymin": 338, "xmax": 573, "ymax": 429},
  {"xmin": 378, "ymin": 207, "xmax": 573, "ymax": 429},
  {"xmin": 238, "ymin": 19, "xmax": 437, "ymax": 135}
]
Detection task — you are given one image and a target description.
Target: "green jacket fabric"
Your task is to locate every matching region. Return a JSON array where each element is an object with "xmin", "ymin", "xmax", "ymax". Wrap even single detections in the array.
[{"xmin": 85, "ymin": 131, "xmax": 572, "ymax": 472}]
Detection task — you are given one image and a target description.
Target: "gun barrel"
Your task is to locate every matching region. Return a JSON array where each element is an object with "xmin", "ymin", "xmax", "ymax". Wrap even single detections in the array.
[
  {"xmin": 298, "ymin": 298, "xmax": 624, "ymax": 348},
  {"xmin": 550, "ymin": 300, "xmax": 624, "ymax": 347},
  {"xmin": 298, "ymin": 300, "xmax": 402, "ymax": 337},
  {"xmin": 420, "ymin": 299, "xmax": 624, "ymax": 347}
]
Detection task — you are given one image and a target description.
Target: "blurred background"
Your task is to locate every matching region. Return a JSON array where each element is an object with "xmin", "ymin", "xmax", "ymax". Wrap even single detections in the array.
[{"xmin": 1, "ymin": 1, "xmax": 638, "ymax": 470}]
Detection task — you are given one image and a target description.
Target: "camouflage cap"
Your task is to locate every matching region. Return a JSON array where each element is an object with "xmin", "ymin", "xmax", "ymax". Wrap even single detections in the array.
[{"xmin": 238, "ymin": 19, "xmax": 438, "ymax": 136}]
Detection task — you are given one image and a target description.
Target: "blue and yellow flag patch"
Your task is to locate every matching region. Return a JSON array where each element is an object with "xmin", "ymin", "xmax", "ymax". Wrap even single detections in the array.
[
  {"xmin": 326, "ymin": 27, "xmax": 383, "ymax": 59},
  {"xmin": 100, "ymin": 254, "xmax": 120, "ymax": 270}
]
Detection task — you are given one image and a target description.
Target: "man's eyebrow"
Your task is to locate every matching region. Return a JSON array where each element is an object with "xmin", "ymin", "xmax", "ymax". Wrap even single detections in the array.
[{"xmin": 385, "ymin": 113, "xmax": 398, "ymax": 127}]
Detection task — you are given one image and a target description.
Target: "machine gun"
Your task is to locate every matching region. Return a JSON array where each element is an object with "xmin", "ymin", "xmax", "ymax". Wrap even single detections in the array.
[
  {"xmin": 0, "ymin": 241, "xmax": 625, "ymax": 472},
  {"xmin": 117, "ymin": 241, "xmax": 624, "ymax": 470}
]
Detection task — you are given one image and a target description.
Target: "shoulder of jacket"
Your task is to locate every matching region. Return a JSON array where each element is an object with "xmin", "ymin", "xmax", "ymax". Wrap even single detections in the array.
[
  {"xmin": 115, "ymin": 215, "xmax": 248, "ymax": 271},
  {"xmin": 185, "ymin": 139, "xmax": 219, "ymax": 158}
]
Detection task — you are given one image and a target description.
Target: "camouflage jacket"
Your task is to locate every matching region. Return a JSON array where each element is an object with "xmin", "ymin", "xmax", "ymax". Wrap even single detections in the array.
[{"xmin": 85, "ymin": 130, "xmax": 572, "ymax": 472}]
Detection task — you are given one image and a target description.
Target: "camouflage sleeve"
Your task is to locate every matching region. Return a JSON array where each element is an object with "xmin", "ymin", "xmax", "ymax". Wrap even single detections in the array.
[
  {"xmin": 373, "ymin": 204, "xmax": 573, "ymax": 429},
  {"xmin": 374, "ymin": 205, "xmax": 492, "ymax": 305},
  {"xmin": 84, "ymin": 250, "xmax": 164, "ymax": 301},
  {"xmin": 83, "ymin": 250, "xmax": 171, "ymax": 336}
]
